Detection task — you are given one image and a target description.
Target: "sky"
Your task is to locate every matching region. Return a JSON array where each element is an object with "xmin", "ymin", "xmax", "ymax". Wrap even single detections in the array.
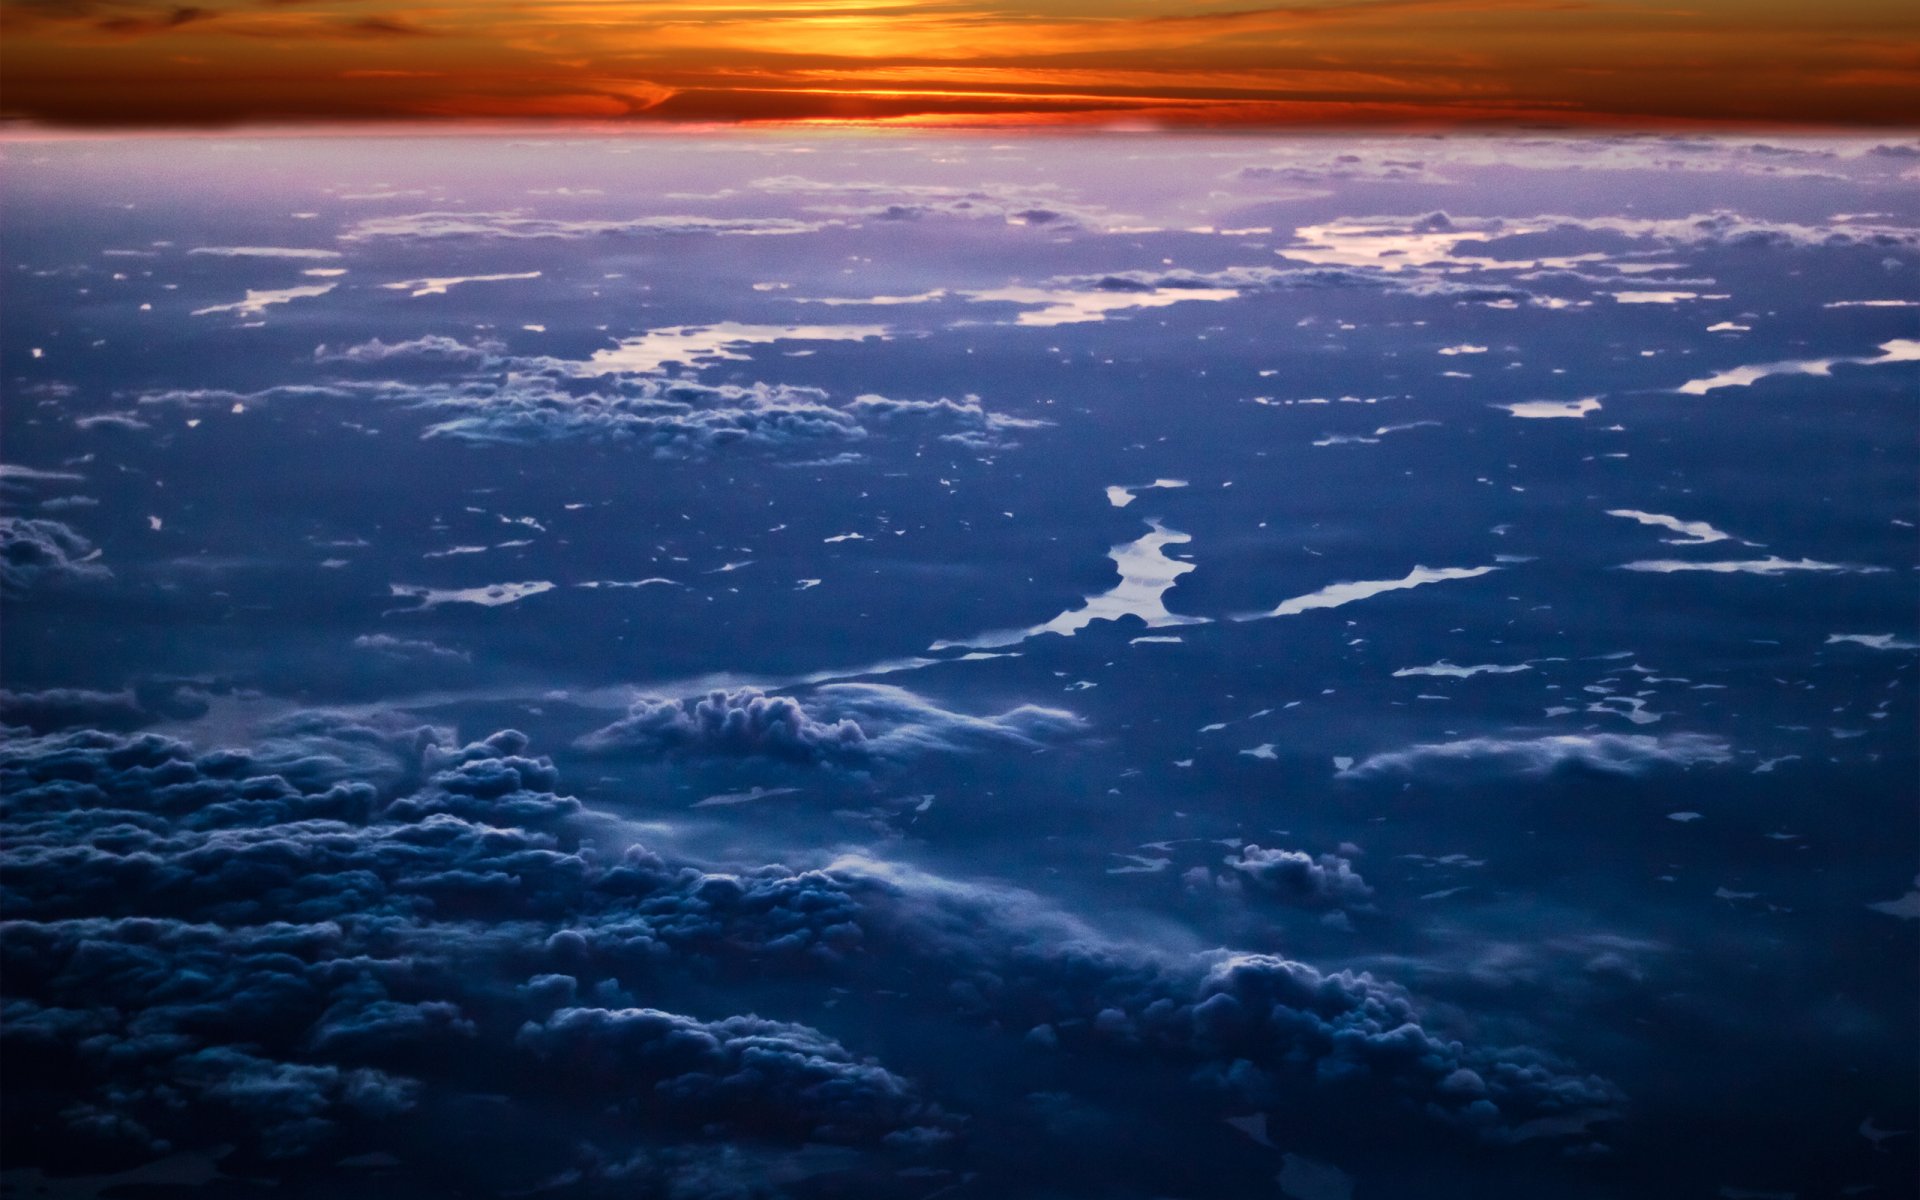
[{"xmin": 2, "ymin": 0, "xmax": 1918, "ymax": 129}]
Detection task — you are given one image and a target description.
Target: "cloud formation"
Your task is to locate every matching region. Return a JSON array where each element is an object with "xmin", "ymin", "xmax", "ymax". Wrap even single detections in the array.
[
  {"xmin": 1221, "ymin": 845, "xmax": 1374, "ymax": 909},
  {"xmin": 1339, "ymin": 733, "xmax": 1734, "ymax": 780},
  {"xmin": 0, "ymin": 516, "xmax": 111, "ymax": 595},
  {"xmin": 1, "ymin": 716, "xmax": 1619, "ymax": 1180},
  {"xmin": 577, "ymin": 683, "xmax": 1084, "ymax": 763}
]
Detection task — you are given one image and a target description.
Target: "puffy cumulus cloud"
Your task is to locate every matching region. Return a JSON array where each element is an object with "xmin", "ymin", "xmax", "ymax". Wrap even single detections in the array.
[
  {"xmin": 844, "ymin": 392, "xmax": 1051, "ymax": 449},
  {"xmin": 0, "ymin": 516, "xmax": 111, "ymax": 595},
  {"xmin": 1338, "ymin": 733, "xmax": 1733, "ymax": 781},
  {"xmin": 1221, "ymin": 845, "xmax": 1374, "ymax": 909},
  {"xmin": 0, "ymin": 720, "xmax": 948, "ymax": 1176},
  {"xmin": 830, "ymin": 859, "xmax": 1618, "ymax": 1143},
  {"xmin": 338, "ymin": 211, "xmax": 831, "ymax": 242},
  {"xmin": 576, "ymin": 683, "xmax": 1083, "ymax": 763},
  {"xmin": 0, "ymin": 716, "xmax": 1617, "ymax": 1182}
]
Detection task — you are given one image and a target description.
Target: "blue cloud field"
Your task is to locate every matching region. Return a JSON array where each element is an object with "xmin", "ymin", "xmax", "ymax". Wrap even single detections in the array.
[{"xmin": 2, "ymin": 131, "xmax": 1916, "ymax": 1200}]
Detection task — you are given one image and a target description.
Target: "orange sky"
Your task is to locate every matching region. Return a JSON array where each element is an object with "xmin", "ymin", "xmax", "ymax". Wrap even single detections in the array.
[{"xmin": 3, "ymin": 0, "xmax": 1917, "ymax": 128}]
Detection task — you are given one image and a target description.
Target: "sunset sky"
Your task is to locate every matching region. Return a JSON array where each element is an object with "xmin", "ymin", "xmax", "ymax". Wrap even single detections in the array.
[{"xmin": 3, "ymin": 0, "xmax": 1917, "ymax": 129}]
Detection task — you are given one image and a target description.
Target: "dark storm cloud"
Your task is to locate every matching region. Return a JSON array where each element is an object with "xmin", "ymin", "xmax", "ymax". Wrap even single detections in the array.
[
  {"xmin": 0, "ymin": 681, "xmax": 209, "ymax": 733},
  {"xmin": 1, "ymin": 717, "xmax": 1618, "ymax": 1179},
  {"xmin": 0, "ymin": 516, "xmax": 111, "ymax": 594},
  {"xmin": 575, "ymin": 683, "xmax": 1084, "ymax": 763},
  {"xmin": 514, "ymin": 1007, "xmax": 952, "ymax": 1147}
]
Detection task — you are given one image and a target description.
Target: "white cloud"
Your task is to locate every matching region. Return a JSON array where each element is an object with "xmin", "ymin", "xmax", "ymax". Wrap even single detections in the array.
[{"xmin": 1340, "ymin": 732, "xmax": 1733, "ymax": 779}]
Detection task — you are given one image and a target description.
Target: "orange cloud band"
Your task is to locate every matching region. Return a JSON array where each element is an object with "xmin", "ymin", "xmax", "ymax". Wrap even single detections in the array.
[{"xmin": 2, "ymin": 0, "xmax": 1916, "ymax": 127}]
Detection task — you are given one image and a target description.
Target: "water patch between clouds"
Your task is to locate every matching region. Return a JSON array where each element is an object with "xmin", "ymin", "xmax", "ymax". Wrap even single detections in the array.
[
  {"xmin": 1676, "ymin": 338, "xmax": 1920, "ymax": 394},
  {"xmin": 1393, "ymin": 661, "xmax": 1531, "ymax": 678},
  {"xmin": 389, "ymin": 580, "xmax": 555, "ymax": 611},
  {"xmin": 1497, "ymin": 397, "xmax": 1601, "ymax": 419},
  {"xmin": 380, "ymin": 271, "xmax": 541, "ymax": 298},
  {"xmin": 1606, "ymin": 509, "xmax": 1751, "ymax": 546},
  {"xmin": 1107, "ymin": 479, "xmax": 1189, "ymax": 508},
  {"xmin": 963, "ymin": 285, "xmax": 1239, "ymax": 327},
  {"xmin": 1241, "ymin": 565, "xmax": 1499, "ymax": 621},
  {"xmin": 191, "ymin": 283, "xmax": 337, "ymax": 318},
  {"xmin": 1827, "ymin": 633, "xmax": 1920, "ymax": 650},
  {"xmin": 586, "ymin": 323, "xmax": 889, "ymax": 374},
  {"xmin": 1618, "ymin": 557, "xmax": 1887, "ymax": 575},
  {"xmin": 931, "ymin": 519, "xmax": 1206, "ymax": 650}
]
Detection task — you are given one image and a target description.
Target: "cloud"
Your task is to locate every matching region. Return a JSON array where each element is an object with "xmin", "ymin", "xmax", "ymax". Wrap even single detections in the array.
[
  {"xmin": 576, "ymin": 682, "xmax": 1083, "ymax": 762},
  {"xmin": 1827, "ymin": 634, "xmax": 1920, "ymax": 652},
  {"xmin": 318, "ymin": 335, "xmax": 502, "ymax": 365},
  {"xmin": 0, "ymin": 717, "xmax": 1619, "ymax": 1182},
  {"xmin": 1221, "ymin": 845, "xmax": 1373, "ymax": 909},
  {"xmin": 338, "ymin": 212, "xmax": 828, "ymax": 241},
  {"xmin": 0, "ymin": 516, "xmax": 111, "ymax": 594},
  {"xmin": 1339, "ymin": 732, "xmax": 1733, "ymax": 780},
  {"xmin": 350, "ymin": 633, "xmax": 472, "ymax": 665},
  {"xmin": 299, "ymin": 342, "xmax": 1042, "ymax": 456},
  {"xmin": 514, "ymin": 1007, "xmax": 951, "ymax": 1146},
  {"xmin": 0, "ymin": 682, "xmax": 208, "ymax": 733},
  {"xmin": 417, "ymin": 379, "xmax": 868, "ymax": 455},
  {"xmin": 1867, "ymin": 876, "xmax": 1920, "ymax": 920}
]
